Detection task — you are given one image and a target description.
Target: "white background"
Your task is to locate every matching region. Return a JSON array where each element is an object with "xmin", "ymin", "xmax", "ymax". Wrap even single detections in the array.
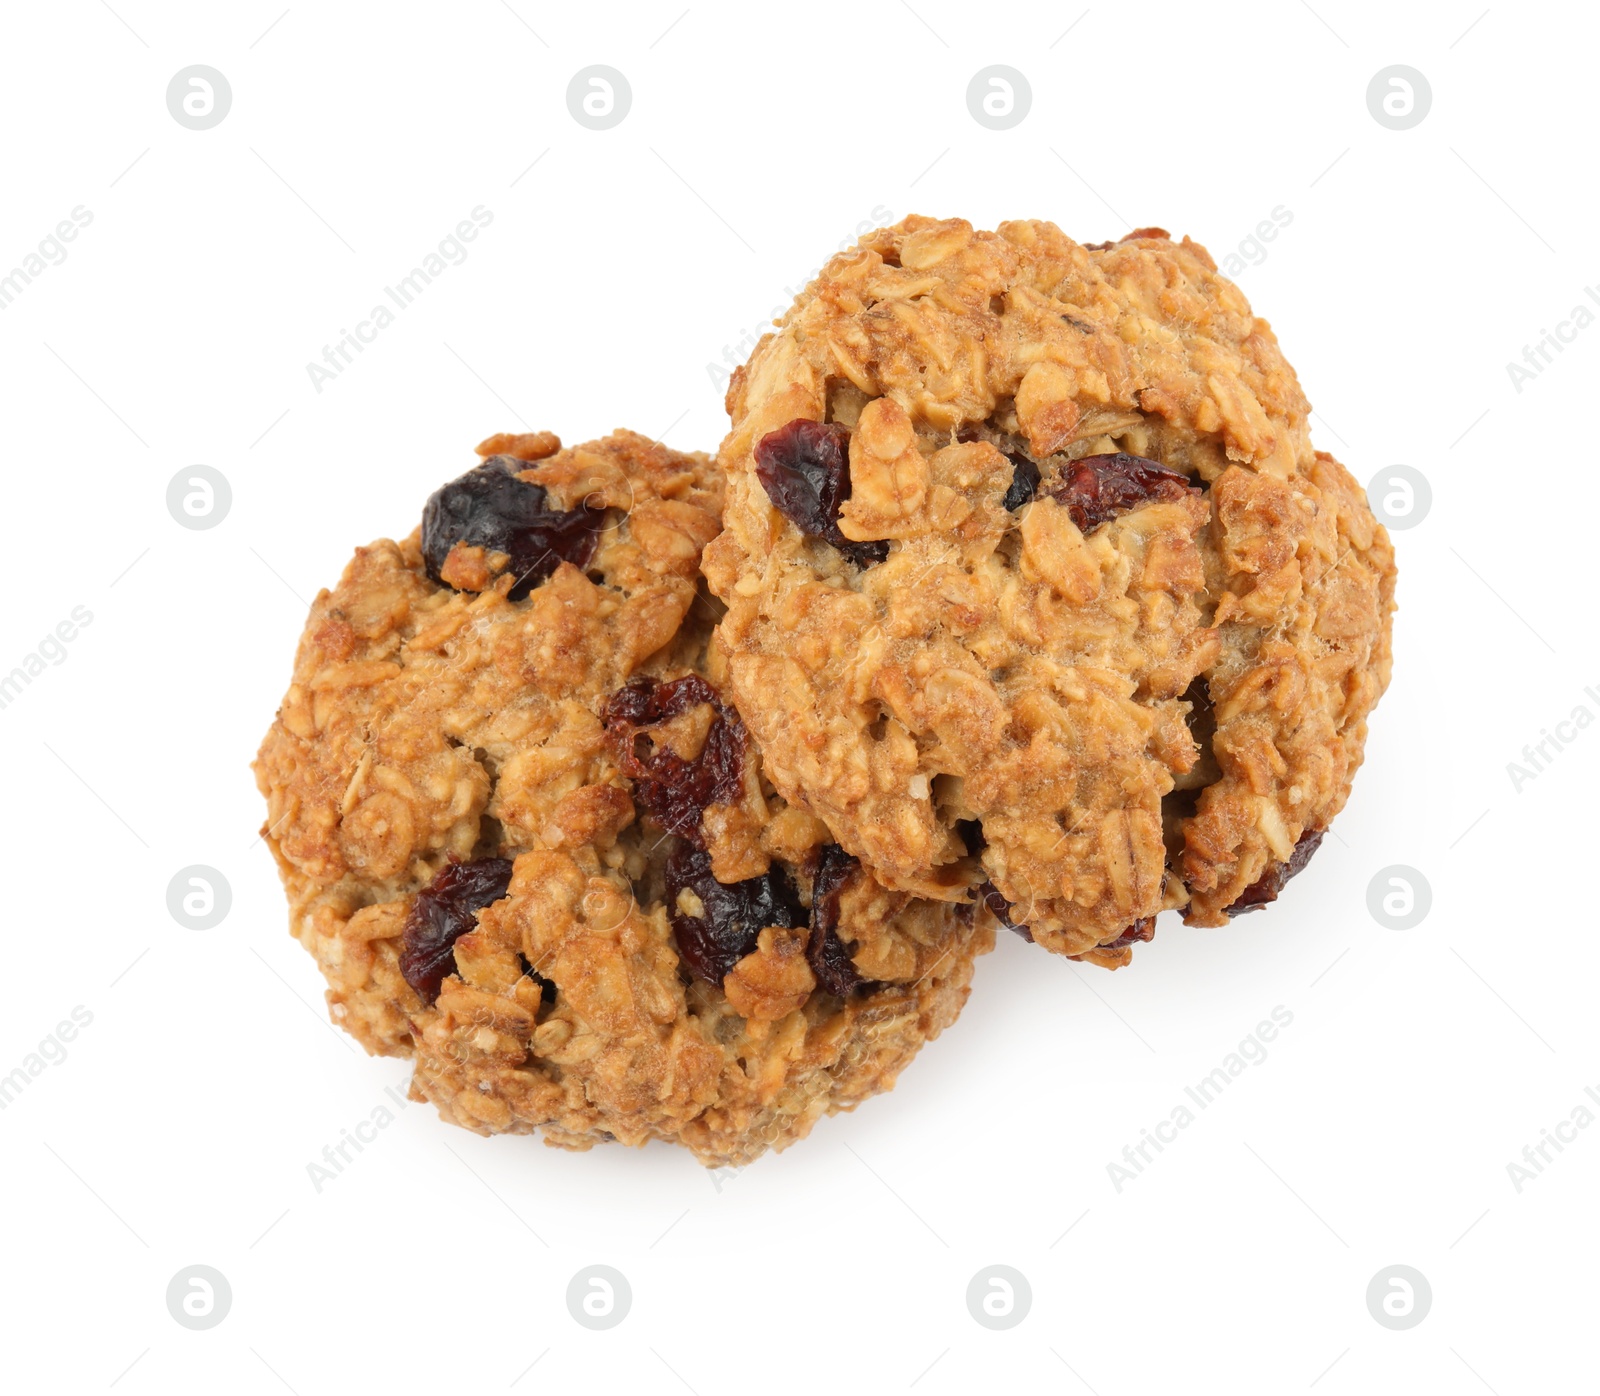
[{"xmin": 1, "ymin": 1, "xmax": 1594, "ymax": 1392}]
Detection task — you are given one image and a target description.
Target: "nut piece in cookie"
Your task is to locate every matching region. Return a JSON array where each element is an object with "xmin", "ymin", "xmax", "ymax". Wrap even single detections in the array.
[{"xmin": 706, "ymin": 215, "xmax": 1395, "ymax": 964}]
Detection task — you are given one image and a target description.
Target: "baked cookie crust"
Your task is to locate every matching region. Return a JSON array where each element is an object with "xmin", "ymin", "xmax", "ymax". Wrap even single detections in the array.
[
  {"xmin": 704, "ymin": 217, "xmax": 1395, "ymax": 961},
  {"xmin": 254, "ymin": 429, "xmax": 989, "ymax": 1166}
]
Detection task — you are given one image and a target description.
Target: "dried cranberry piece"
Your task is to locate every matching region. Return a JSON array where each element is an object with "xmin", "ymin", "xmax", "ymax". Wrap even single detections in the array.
[
  {"xmin": 400, "ymin": 857, "xmax": 515, "ymax": 1004},
  {"xmin": 807, "ymin": 844, "xmax": 862, "ymax": 997},
  {"xmin": 1226, "ymin": 830, "xmax": 1325, "ymax": 916},
  {"xmin": 422, "ymin": 456, "xmax": 603, "ymax": 601},
  {"xmin": 604, "ymin": 673, "xmax": 726, "ymax": 729},
  {"xmin": 1002, "ymin": 452, "xmax": 1041, "ymax": 510},
  {"xmin": 603, "ymin": 676, "xmax": 748, "ymax": 846},
  {"xmin": 1100, "ymin": 917, "xmax": 1156, "ymax": 952},
  {"xmin": 753, "ymin": 419, "xmax": 888, "ymax": 568},
  {"xmin": 976, "ymin": 879, "xmax": 1033, "ymax": 942},
  {"xmin": 1048, "ymin": 452, "xmax": 1194, "ymax": 534},
  {"xmin": 665, "ymin": 845, "xmax": 803, "ymax": 986}
]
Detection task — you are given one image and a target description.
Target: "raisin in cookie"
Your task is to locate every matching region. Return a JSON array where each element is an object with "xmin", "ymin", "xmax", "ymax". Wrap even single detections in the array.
[
  {"xmin": 254, "ymin": 429, "xmax": 990, "ymax": 1166},
  {"xmin": 703, "ymin": 217, "xmax": 1395, "ymax": 963}
]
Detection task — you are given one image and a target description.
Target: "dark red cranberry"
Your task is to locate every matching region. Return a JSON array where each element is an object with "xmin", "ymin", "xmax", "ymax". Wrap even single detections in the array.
[
  {"xmin": 603, "ymin": 672, "xmax": 727, "ymax": 730},
  {"xmin": 753, "ymin": 419, "xmax": 888, "ymax": 568},
  {"xmin": 1226, "ymin": 830, "xmax": 1325, "ymax": 916},
  {"xmin": 807, "ymin": 844, "xmax": 862, "ymax": 997},
  {"xmin": 400, "ymin": 857, "xmax": 515, "ymax": 1004},
  {"xmin": 976, "ymin": 879, "xmax": 1033, "ymax": 942},
  {"xmin": 1100, "ymin": 917, "xmax": 1156, "ymax": 951},
  {"xmin": 665, "ymin": 846, "xmax": 803, "ymax": 986},
  {"xmin": 1002, "ymin": 452, "xmax": 1041, "ymax": 510},
  {"xmin": 603, "ymin": 676, "xmax": 748, "ymax": 846},
  {"xmin": 1048, "ymin": 452, "xmax": 1194, "ymax": 534},
  {"xmin": 422, "ymin": 456, "xmax": 603, "ymax": 601}
]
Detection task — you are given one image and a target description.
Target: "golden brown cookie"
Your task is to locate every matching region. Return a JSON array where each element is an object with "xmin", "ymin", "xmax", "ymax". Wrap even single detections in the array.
[
  {"xmin": 703, "ymin": 216, "xmax": 1395, "ymax": 962},
  {"xmin": 254, "ymin": 429, "xmax": 990, "ymax": 1166}
]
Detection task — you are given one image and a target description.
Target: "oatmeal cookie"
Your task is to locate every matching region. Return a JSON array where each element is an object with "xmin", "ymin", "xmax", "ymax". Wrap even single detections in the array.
[
  {"xmin": 703, "ymin": 216, "xmax": 1395, "ymax": 962},
  {"xmin": 254, "ymin": 429, "xmax": 990, "ymax": 1166}
]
